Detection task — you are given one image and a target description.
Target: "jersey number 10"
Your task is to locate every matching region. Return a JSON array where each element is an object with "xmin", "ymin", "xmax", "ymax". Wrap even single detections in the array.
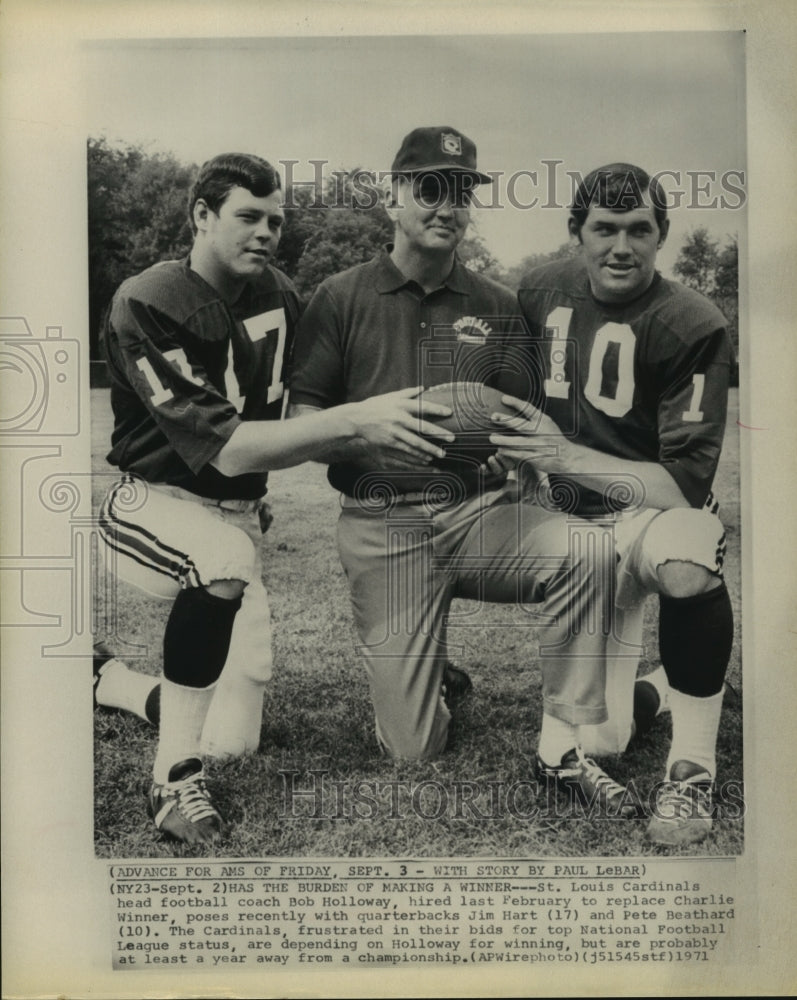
[{"xmin": 542, "ymin": 306, "xmax": 705, "ymax": 422}]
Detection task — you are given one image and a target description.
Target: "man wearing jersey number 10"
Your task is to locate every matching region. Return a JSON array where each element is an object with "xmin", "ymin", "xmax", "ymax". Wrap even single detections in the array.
[
  {"xmin": 288, "ymin": 127, "xmax": 629, "ymax": 813},
  {"xmin": 94, "ymin": 153, "xmax": 455, "ymax": 846},
  {"xmin": 490, "ymin": 163, "xmax": 735, "ymax": 845}
]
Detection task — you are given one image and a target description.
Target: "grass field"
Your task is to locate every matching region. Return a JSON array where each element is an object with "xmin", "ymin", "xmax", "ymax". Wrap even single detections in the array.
[{"xmin": 92, "ymin": 389, "xmax": 743, "ymax": 860}]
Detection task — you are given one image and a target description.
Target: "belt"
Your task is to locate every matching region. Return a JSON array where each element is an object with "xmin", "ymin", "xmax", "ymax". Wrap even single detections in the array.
[
  {"xmin": 341, "ymin": 483, "xmax": 511, "ymax": 510},
  {"xmin": 147, "ymin": 480, "xmax": 265, "ymax": 514},
  {"xmin": 341, "ymin": 492, "xmax": 424, "ymax": 509},
  {"xmin": 209, "ymin": 497, "xmax": 264, "ymax": 514}
]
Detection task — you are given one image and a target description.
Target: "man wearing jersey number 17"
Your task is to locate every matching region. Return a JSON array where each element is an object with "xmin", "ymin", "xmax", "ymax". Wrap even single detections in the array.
[
  {"xmin": 94, "ymin": 153, "xmax": 455, "ymax": 846},
  {"xmin": 491, "ymin": 163, "xmax": 735, "ymax": 846}
]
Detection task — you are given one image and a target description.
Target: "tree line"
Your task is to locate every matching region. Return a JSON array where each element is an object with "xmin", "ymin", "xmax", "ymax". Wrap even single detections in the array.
[{"xmin": 87, "ymin": 137, "xmax": 739, "ymax": 379}]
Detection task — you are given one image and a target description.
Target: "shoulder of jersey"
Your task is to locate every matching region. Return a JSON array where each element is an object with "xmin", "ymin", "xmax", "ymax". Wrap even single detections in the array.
[
  {"xmin": 654, "ymin": 275, "xmax": 727, "ymax": 333},
  {"xmin": 252, "ymin": 262, "xmax": 298, "ymax": 295},
  {"xmin": 116, "ymin": 260, "xmax": 299, "ymax": 316},
  {"xmin": 518, "ymin": 256, "xmax": 587, "ymax": 297},
  {"xmin": 114, "ymin": 260, "xmax": 214, "ymax": 320}
]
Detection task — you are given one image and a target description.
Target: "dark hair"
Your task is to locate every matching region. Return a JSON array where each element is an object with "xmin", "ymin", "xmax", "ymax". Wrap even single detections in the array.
[
  {"xmin": 570, "ymin": 163, "xmax": 668, "ymax": 234},
  {"xmin": 188, "ymin": 153, "xmax": 281, "ymax": 233}
]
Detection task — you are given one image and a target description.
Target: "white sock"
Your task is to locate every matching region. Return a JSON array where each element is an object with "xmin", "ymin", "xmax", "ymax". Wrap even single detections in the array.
[
  {"xmin": 644, "ymin": 665, "xmax": 671, "ymax": 714},
  {"xmin": 666, "ymin": 687, "xmax": 724, "ymax": 779},
  {"xmin": 538, "ymin": 714, "xmax": 579, "ymax": 767},
  {"xmin": 96, "ymin": 659, "xmax": 158, "ymax": 721},
  {"xmin": 200, "ymin": 674, "xmax": 266, "ymax": 758},
  {"xmin": 153, "ymin": 679, "xmax": 215, "ymax": 784}
]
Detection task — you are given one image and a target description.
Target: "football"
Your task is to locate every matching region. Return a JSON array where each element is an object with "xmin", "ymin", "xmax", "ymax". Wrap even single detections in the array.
[{"xmin": 419, "ymin": 381, "xmax": 519, "ymax": 469}]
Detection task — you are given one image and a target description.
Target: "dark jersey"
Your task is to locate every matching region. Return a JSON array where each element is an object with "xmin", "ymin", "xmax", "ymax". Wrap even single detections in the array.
[
  {"xmin": 513, "ymin": 257, "xmax": 731, "ymax": 512},
  {"xmin": 102, "ymin": 257, "xmax": 301, "ymax": 500},
  {"xmin": 289, "ymin": 249, "xmax": 525, "ymax": 496}
]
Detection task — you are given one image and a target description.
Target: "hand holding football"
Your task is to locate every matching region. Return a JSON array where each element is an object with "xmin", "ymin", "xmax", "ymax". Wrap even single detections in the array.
[{"xmin": 418, "ymin": 381, "xmax": 519, "ymax": 468}]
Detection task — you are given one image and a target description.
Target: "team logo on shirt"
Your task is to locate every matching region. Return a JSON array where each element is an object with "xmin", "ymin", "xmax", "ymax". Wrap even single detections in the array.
[
  {"xmin": 453, "ymin": 316, "xmax": 492, "ymax": 343},
  {"xmin": 441, "ymin": 133, "xmax": 463, "ymax": 156}
]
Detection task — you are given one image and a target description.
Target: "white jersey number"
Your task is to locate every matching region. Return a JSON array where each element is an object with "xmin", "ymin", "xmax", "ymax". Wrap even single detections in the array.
[
  {"xmin": 543, "ymin": 306, "xmax": 573, "ymax": 400},
  {"xmin": 543, "ymin": 309, "xmax": 636, "ymax": 418},
  {"xmin": 136, "ymin": 348, "xmax": 203, "ymax": 406},
  {"xmin": 543, "ymin": 308, "xmax": 706, "ymax": 424},
  {"xmin": 224, "ymin": 307, "xmax": 288, "ymax": 412},
  {"xmin": 136, "ymin": 307, "xmax": 288, "ymax": 414},
  {"xmin": 583, "ymin": 322, "xmax": 636, "ymax": 418},
  {"xmin": 682, "ymin": 373, "xmax": 705, "ymax": 422},
  {"xmin": 243, "ymin": 308, "xmax": 287, "ymax": 405}
]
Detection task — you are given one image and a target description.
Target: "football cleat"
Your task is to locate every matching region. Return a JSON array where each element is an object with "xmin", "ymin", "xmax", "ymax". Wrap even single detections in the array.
[
  {"xmin": 92, "ymin": 641, "xmax": 115, "ymax": 708},
  {"xmin": 647, "ymin": 759, "xmax": 714, "ymax": 846},
  {"xmin": 442, "ymin": 662, "xmax": 473, "ymax": 711},
  {"xmin": 148, "ymin": 758, "xmax": 226, "ymax": 845},
  {"xmin": 535, "ymin": 747, "xmax": 642, "ymax": 818}
]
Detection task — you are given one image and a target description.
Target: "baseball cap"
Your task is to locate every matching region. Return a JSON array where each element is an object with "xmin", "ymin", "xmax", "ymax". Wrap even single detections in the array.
[{"xmin": 390, "ymin": 126, "xmax": 493, "ymax": 184}]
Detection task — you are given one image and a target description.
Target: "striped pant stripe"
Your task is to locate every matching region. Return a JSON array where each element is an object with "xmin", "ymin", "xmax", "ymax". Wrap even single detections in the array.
[{"xmin": 99, "ymin": 483, "xmax": 204, "ymax": 589}]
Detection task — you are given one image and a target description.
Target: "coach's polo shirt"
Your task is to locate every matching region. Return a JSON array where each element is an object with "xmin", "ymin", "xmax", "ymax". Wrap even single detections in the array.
[{"xmin": 290, "ymin": 249, "xmax": 524, "ymax": 496}]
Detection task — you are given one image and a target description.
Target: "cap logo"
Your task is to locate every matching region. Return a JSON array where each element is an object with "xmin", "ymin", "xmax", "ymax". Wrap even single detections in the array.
[{"xmin": 441, "ymin": 133, "xmax": 462, "ymax": 156}]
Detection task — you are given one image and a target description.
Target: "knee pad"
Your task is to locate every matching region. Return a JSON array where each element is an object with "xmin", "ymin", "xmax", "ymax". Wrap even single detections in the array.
[
  {"xmin": 163, "ymin": 586, "xmax": 242, "ymax": 688},
  {"xmin": 659, "ymin": 582, "xmax": 733, "ymax": 696}
]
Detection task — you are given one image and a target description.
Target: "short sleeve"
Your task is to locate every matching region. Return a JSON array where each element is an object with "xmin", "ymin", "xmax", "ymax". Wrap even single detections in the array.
[
  {"xmin": 656, "ymin": 326, "xmax": 731, "ymax": 506},
  {"xmin": 110, "ymin": 293, "xmax": 242, "ymax": 473}
]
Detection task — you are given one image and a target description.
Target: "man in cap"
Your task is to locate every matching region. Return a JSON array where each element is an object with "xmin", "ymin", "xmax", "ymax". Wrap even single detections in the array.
[{"xmin": 287, "ymin": 128, "xmax": 631, "ymax": 815}]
